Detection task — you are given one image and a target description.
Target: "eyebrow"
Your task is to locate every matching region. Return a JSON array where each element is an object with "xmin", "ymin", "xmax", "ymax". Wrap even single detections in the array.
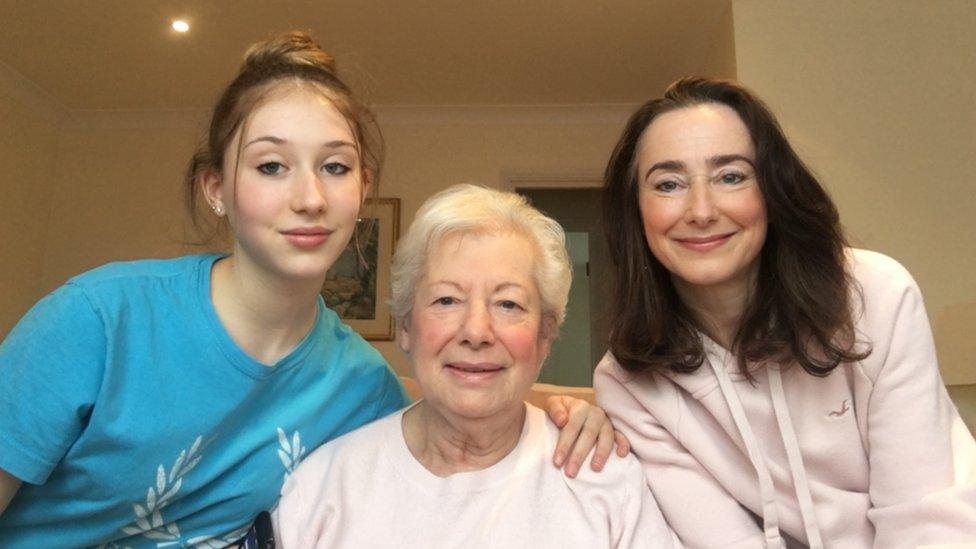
[
  {"xmin": 243, "ymin": 136, "xmax": 357, "ymax": 150},
  {"xmin": 426, "ymin": 281, "xmax": 528, "ymax": 293},
  {"xmin": 494, "ymin": 282, "xmax": 527, "ymax": 293},
  {"xmin": 643, "ymin": 154, "xmax": 755, "ymax": 181},
  {"xmin": 429, "ymin": 281, "xmax": 464, "ymax": 291}
]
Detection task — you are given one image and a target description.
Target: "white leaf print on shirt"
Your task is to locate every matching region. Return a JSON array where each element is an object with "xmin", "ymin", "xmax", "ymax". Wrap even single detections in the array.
[
  {"xmin": 118, "ymin": 435, "xmax": 203, "ymax": 543},
  {"xmin": 276, "ymin": 427, "xmax": 306, "ymax": 479}
]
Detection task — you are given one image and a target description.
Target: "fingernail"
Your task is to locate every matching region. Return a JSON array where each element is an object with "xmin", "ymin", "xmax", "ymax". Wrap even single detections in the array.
[{"xmin": 554, "ymin": 452, "xmax": 565, "ymax": 466}]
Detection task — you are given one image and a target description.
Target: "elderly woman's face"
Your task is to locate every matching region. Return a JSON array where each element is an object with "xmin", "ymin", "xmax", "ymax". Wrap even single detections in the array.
[{"xmin": 399, "ymin": 231, "xmax": 550, "ymax": 420}]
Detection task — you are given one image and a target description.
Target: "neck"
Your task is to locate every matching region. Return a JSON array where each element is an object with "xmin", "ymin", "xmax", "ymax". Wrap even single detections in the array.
[
  {"xmin": 673, "ymin": 272, "xmax": 756, "ymax": 350},
  {"xmin": 209, "ymin": 253, "xmax": 323, "ymax": 365},
  {"xmin": 402, "ymin": 400, "xmax": 526, "ymax": 477}
]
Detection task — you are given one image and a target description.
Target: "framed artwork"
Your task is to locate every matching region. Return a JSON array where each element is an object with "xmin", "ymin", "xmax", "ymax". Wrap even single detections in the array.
[{"xmin": 321, "ymin": 197, "xmax": 400, "ymax": 340}]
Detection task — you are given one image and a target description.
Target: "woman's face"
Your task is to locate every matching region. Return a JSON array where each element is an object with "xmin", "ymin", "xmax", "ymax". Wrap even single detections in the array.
[
  {"xmin": 206, "ymin": 86, "xmax": 365, "ymax": 282},
  {"xmin": 399, "ymin": 231, "xmax": 551, "ymax": 421},
  {"xmin": 635, "ymin": 103, "xmax": 767, "ymax": 298}
]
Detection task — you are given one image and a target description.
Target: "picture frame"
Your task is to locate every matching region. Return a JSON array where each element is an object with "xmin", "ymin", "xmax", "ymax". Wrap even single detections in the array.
[{"xmin": 321, "ymin": 197, "xmax": 400, "ymax": 340}]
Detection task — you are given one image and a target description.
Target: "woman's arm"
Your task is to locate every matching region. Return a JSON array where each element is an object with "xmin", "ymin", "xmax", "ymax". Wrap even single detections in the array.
[
  {"xmin": 544, "ymin": 395, "xmax": 629, "ymax": 478},
  {"xmin": 0, "ymin": 468, "xmax": 21, "ymax": 516},
  {"xmin": 855, "ymin": 255, "xmax": 976, "ymax": 546}
]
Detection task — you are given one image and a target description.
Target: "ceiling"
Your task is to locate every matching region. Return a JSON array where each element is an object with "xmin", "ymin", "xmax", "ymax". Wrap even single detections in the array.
[{"xmin": 0, "ymin": 0, "xmax": 735, "ymax": 111}]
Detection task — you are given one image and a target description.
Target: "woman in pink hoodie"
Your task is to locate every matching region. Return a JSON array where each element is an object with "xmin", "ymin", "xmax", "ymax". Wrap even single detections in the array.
[{"xmin": 593, "ymin": 77, "xmax": 976, "ymax": 548}]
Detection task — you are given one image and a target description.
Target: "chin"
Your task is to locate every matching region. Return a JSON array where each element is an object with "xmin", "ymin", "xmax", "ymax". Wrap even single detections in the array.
[
  {"xmin": 674, "ymin": 264, "xmax": 750, "ymax": 290},
  {"xmin": 285, "ymin": 253, "xmax": 341, "ymax": 279},
  {"xmin": 442, "ymin": 394, "xmax": 521, "ymax": 421}
]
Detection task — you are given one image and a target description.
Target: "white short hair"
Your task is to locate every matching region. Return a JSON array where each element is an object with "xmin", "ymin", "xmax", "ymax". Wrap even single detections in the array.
[{"xmin": 390, "ymin": 184, "xmax": 572, "ymax": 333}]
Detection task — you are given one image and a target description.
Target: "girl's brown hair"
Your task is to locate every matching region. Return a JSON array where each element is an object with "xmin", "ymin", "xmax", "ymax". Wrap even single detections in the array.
[
  {"xmin": 603, "ymin": 77, "xmax": 869, "ymax": 378},
  {"xmin": 184, "ymin": 30, "xmax": 383, "ymax": 243}
]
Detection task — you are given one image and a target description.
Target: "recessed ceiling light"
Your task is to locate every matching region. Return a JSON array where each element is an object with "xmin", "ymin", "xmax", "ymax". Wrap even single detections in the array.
[{"xmin": 172, "ymin": 20, "xmax": 190, "ymax": 33}]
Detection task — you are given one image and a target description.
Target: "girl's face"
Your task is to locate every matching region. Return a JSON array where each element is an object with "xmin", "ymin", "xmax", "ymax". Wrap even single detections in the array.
[
  {"xmin": 206, "ymin": 86, "xmax": 366, "ymax": 283},
  {"xmin": 635, "ymin": 103, "xmax": 767, "ymax": 298}
]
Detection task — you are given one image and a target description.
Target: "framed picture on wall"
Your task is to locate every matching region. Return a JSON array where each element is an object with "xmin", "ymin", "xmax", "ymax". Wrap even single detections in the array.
[{"xmin": 320, "ymin": 197, "xmax": 399, "ymax": 340}]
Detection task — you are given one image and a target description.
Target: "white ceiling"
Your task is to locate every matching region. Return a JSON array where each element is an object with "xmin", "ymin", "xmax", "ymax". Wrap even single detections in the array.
[{"xmin": 0, "ymin": 0, "xmax": 735, "ymax": 111}]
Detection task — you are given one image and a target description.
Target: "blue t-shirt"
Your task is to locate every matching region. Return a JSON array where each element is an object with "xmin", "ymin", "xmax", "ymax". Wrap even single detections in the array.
[{"xmin": 0, "ymin": 254, "xmax": 409, "ymax": 547}]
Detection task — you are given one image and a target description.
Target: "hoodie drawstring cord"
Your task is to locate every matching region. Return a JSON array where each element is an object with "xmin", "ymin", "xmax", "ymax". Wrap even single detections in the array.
[
  {"xmin": 709, "ymin": 354, "xmax": 785, "ymax": 549},
  {"xmin": 768, "ymin": 365, "xmax": 824, "ymax": 549}
]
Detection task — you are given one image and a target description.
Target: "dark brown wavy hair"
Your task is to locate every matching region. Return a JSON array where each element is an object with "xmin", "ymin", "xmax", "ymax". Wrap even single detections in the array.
[{"xmin": 603, "ymin": 77, "xmax": 870, "ymax": 377}]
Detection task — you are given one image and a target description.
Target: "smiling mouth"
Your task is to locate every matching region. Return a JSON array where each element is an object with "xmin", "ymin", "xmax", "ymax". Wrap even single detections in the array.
[
  {"xmin": 446, "ymin": 362, "xmax": 505, "ymax": 374},
  {"xmin": 674, "ymin": 233, "xmax": 734, "ymax": 251},
  {"xmin": 281, "ymin": 227, "xmax": 331, "ymax": 236},
  {"xmin": 281, "ymin": 228, "xmax": 333, "ymax": 249}
]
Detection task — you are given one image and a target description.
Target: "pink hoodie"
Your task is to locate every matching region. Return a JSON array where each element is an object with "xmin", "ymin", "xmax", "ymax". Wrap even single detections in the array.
[{"xmin": 594, "ymin": 249, "xmax": 976, "ymax": 548}]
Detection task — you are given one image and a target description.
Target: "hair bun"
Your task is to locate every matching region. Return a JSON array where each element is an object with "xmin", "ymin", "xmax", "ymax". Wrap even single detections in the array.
[{"xmin": 242, "ymin": 30, "xmax": 337, "ymax": 74}]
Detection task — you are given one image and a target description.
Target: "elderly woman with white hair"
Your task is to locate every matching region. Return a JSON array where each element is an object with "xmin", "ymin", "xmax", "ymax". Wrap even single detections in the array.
[{"xmin": 274, "ymin": 184, "xmax": 674, "ymax": 548}]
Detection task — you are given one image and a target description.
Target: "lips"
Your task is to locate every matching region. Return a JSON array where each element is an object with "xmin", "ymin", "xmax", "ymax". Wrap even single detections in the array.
[
  {"xmin": 448, "ymin": 362, "xmax": 504, "ymax": 373},
  {"xmin": 674, "ymin": 232, "xmax": 735, "ymax": 252},
  {"xmin": 281, "ymin": 226, "xmax": 332, "ymax": 249},
  {"xmin": 445, "ymin": 362, "xmax": 505, "ymax": 381}
]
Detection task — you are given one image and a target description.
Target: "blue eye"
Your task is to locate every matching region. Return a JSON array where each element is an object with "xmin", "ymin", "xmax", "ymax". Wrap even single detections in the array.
[
  {"xmin": 257, "ymin": 162, "xmax": 284, "ymax": 175},
  {"xmin": 323, "ymin": 162, "xmax": 350, "ymax": 175},
  {"xmin": 719, "ymin": 172, "xmax": 745, "ymax": 185},
  {"xmin": 655, "ymin": 180, "xmax": 680, "ymax": 193}
]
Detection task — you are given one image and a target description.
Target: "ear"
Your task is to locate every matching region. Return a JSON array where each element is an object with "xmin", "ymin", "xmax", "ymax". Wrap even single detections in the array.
[
  {"xmin": 396, "ymin": 317, "xmax": 412, "ymax": 354},
  {"xmin": 360, "ymin": 169, "xmax": 373, "ymax": 206},
  {"xmin": 536, "ymin": 318, "xmax": 556, "ymax": 365},
  {"xmin": 201, "ymin": 169, "xmax": 225, "ymax": 212}
]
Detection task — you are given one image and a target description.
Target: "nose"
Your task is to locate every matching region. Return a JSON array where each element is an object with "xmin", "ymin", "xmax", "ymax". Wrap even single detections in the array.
[
  {"xmin": 459, "ymin": 302, "xmax": 495, "ymax": 348},
  {"xmin": 292, "ymin": 169, "xmax": 327, "ymax": 214},
  {"xmin": 684, "ymin": 180, "xmax": 718, "ymax": 226}
]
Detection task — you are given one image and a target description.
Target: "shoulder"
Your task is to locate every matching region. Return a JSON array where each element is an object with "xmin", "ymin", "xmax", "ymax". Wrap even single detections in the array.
[
  {"xmin": 299, "ymin": 308, "xmax": 408, "ymax": 418},
  {"xmin": 532, "ymin": 403, "xmax": 643, "ymax": 488},
  {"xmin": 63, "ymin": 254, "xmax": 218, "ymax": 303},
  {"xmin": 847, "ymin": 248, "xmax": 917, "ymax": 293},
  {"xmin": 594, "ymin": 352, "xmax": 651, "ymax": 393},
  {"xmin": 292, "ymin": 407, "xmax": 403, "ymax": 478},
  {"xmin": 312, "ymin": 306, "xmax": 403, "ymax": 387},
  {"xmin": 314, "ymin": 306, "xmax": 383, "ymax": 365},
  {"xmin": 594, "ymin": 353, "xmax": 645, "ymax": 408},
  {"xmin": 0, "ymin": 258, "xmax": 212, "ymax": 351},
  {"xmin": 530, "ymin": 404, "xmax": 647, "ymax": 515},
  {"xmin": 846, "ymin": 248, "xmax": 935, "ymax": 382},
  {"xmin": 593, "ymin": 351, "xmax": 699, "ymax": 414},
  {"xmin": 69, "ymin": 254, "xmax": 215, "ymax": 285},
  {"xmin": 846, "ymin": 248, "xmax": 926, "ymax": 325}
]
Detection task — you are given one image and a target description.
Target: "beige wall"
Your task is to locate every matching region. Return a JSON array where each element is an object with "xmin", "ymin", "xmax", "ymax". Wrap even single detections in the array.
[
  {"xmin": 40, "ymin": 112, "xmax": 205, "ymax": 293},
  {"xmin": 0, "ymin": 64, "xmax": 62, "ymax": 335},
  {"xmin": 733, "ymin": 1, "xmax": 976, "ymax": 384}
]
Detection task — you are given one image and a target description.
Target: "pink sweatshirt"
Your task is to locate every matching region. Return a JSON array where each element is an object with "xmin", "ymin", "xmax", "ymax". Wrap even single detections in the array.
[{"xmin": 594, "ymin": 249, "xmax": 976, "ymax": 548}]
